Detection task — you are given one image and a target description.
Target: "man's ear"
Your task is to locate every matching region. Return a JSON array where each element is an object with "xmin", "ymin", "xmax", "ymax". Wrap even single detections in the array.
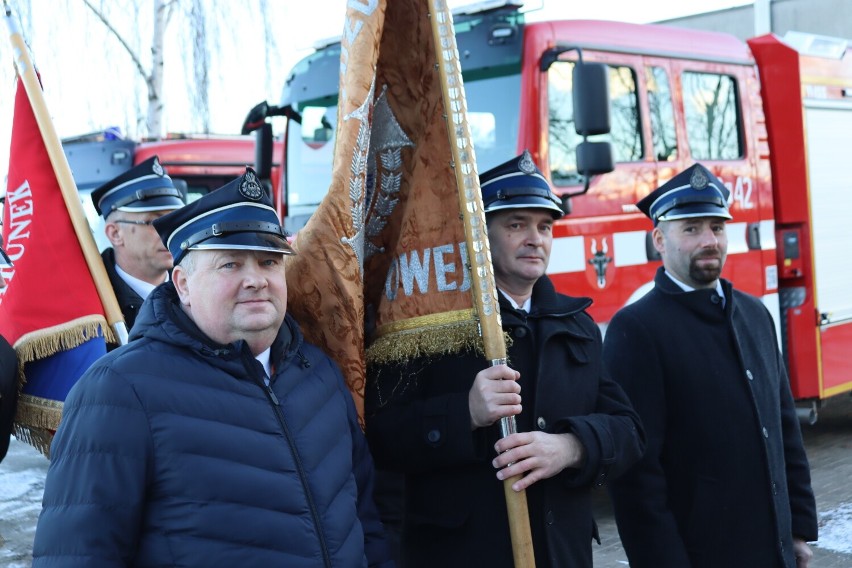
[
  {"xmin": 652, "ymin": 226, "xmax": 665, "ymax": 255},
  {"xmin": 172, "ymin": 265, "xmax": 191, "ymax": 307},
  {"xmin": 104, "ymin": 221, "xmax": 123, "ymax": 247}
]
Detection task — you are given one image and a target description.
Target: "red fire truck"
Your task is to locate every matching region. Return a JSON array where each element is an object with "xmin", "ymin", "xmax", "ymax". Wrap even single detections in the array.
[
  {"xmin": 62, "ymin": 132, "xmax": 284, "ymax": 249},
  {"xmin": 259, "ymin": 2, "xmax": 851, "ymax": 417}
]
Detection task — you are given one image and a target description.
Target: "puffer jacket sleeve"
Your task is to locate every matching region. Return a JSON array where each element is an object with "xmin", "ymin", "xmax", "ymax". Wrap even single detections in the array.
[
  {"xmin": 32, "ymin": 362, "xmax": 152, "ymax": 568},
  {"xmin": 339, "ymin": 371, "xmax": 395, "ymax": 567}
]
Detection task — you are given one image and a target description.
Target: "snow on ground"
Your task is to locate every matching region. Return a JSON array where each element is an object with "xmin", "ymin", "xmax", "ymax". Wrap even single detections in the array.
[{"xmin": 817, "ymin": 503, "xmax": 852, "ymax": 554}]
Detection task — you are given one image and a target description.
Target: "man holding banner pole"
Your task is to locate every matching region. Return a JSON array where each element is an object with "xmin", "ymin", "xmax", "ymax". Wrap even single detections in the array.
[{"xmin": 365, "ymin": 152, "xmax": 645, "ymax": 566}]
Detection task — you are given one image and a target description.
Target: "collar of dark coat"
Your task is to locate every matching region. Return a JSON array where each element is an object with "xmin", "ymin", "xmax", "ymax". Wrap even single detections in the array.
[
  {"xmin": 131, "ymin": 281, "xmax": 300, "ymax": 370},
  {"xmin": 653, "ymin": 266, "xmax": 733, "ymax": 317},
  {"xmin": 102, "ymin": 247, "xmax": 144, "ymax": 308},
  {"xmin": 499, "ymin": 276, "xmax": 595, "ymax": 337}
]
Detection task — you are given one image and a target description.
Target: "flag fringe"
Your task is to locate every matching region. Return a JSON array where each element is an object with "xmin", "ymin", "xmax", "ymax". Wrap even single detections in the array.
[
  {"xmin": 367, "ymin": 309, "xmax": 503, "ymax": 363},
  {"xmin": 14, "ymin": 394, "xmax": 63, "ymax": 457},
  {"xmin": 16, "ymin": 392, "xmax": 62, "ymax": 427},
  {"xmin": 13, "ymin": 315, "xmax": 115, "ymax": 366},
  {"xmin": 13, "ymin": 424, "xmax": 54, "ymax": 458},
  {"xmin": 368, "ymin": 318, "xmax": 480, "ymax": 363}
]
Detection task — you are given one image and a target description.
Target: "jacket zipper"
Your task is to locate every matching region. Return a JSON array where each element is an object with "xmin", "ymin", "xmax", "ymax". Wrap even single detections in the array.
[{"xmin": 255, "ymin": 363, "xmax": 332, "ymax": 568}]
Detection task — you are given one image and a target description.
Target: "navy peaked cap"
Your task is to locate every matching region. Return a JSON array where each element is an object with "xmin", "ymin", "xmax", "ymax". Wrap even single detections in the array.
[
  {"xmin": 153, "ymin": 167, "xmax": 294, "ymax": 265},
  {"xmin": 479, "ymin": 150, "xmax": 563, "ymax": 218},
  {"xmin": 637, "ymin": 163, "xmax": 732, "ymax": 226},
  {"xmin": 91, "ymin": 156, "xmax": 185, "ymax": 218}
]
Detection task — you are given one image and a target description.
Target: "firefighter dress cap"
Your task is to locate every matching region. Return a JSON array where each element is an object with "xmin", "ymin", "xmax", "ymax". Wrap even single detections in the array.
[
  {"xmin": 636, "ymin": 163, "xmax": 733, "ymax": 226},
  {"xmin": 153, "ymin": 167, "xmax": 295, "ymax": 265},
  {"xmin": 91, "ymin": 156, "xmax": 185, "ymax": 219},
  {"xmin": 479, "ymin": 150, "xmax": 564, "ymax": 218}
]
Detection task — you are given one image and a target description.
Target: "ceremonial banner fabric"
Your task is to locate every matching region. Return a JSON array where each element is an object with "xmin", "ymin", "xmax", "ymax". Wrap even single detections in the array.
[
  {"xmin": 284, "ymin": 0, "xmax": 485, "ymax": 420},
  {"xmin": 0, "ymin": 79, "xmax": 111, "ymax": 455}
]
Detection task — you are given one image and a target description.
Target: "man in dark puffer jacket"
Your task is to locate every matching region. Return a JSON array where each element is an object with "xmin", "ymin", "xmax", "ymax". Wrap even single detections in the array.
[{"xmin": 33, "ymin": 169, "xmax": 393, "ymax": 567}]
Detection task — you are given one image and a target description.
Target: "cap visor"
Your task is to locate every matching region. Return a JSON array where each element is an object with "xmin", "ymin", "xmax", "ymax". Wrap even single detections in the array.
[
  {"xmin": 116, "ymin": 195, "xmax": 185, "ymax": 213},
  {"xmin": 659, "ymin": 203, "xmax": 732, "ymax": 221},
  {"xmin": 188, "ymin": 232, "xmax": 295, "ymax": 255}
]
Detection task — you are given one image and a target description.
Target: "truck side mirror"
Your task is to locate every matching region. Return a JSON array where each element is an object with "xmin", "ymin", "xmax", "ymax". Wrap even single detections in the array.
[
  {"xmin": 255, "ymin": 123, "xmax": 273, "ymax": 182},
  {"xmin": 573, "ymin": 62, "xmax": 610, "ymax": 136},
  {"xmin": 541, "ymin": 47, "xmax": 615, "ymax": 204},
  {"xmin": 576, "ymin": 141, "xmax": 614, "ymax": 177}
]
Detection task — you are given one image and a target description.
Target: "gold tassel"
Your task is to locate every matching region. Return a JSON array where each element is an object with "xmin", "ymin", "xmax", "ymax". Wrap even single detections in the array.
[
  {"xmin": 13, "ymin": 423, "xmax": 53, "ymax": 459},
  {"xmin": 13, "ymin": 315, "xmax": 114, "ymax": 366},
  {"xmin": 368, "ymin": 318, "xmax": 482, "ymax": 364},
  {"xmin": 16, "ymin": 393, "xmax": 63, "ymax": 431}
]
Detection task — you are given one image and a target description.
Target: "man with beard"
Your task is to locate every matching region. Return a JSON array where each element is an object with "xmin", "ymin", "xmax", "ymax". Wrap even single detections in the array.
[
  {"xmin": 91, "ymin": 156, "xmax": 185, "ymax": 332},
  {"xmin": 603, "ymin": 163, "xmax": 817, "ymax": 568}
]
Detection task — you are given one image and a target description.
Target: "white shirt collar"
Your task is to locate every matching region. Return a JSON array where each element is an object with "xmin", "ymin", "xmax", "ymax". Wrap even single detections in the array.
[
  {"xmin": 114, "ymin": 263, "xmax": 163, "ymax": 300},
  {"xmin": 664, "ymin": 270, "xmax": 725, "ymax": 306},
  {"xmin": 256, "ymin": 347, "xmax": 272, "ymax": 385},
  {"xmin": 499, "ymin": 288, "xmax": 532, "ymax": 313}
]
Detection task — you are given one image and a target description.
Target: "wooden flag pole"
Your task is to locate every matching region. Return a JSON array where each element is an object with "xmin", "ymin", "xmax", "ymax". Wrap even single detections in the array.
[
  {"xmin": 427, "ymin": 1, "xmax": 536, "ymax": 566},
  {"xmin": 5, "ymin": 4, "xmax": 128, "ymax": 345}
]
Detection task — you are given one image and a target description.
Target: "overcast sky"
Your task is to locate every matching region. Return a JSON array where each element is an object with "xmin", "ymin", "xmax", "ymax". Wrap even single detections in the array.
[{"xmin": 0, "ymin": 0, "xmax": 749, "ymax": 183}]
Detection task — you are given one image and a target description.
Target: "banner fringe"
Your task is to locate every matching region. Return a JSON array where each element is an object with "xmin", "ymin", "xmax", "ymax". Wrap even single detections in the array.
[
  {"xmin": 367, "ymin": 309, "xmax": 513, "ymax": 364},
  {"xmin": 13, "ymin": 422, "xmax": 54, "ymax": 459},
  {"xmin": 13, "ymin": 315, "xmax": 114, "ymax": 367},
  {"xmin": 16, "ymin": 393, "xmax": 63, "ymax": 430},
  {"xmin": 368, "ymin": 318, "xmax": 481, "ymax": 363}
]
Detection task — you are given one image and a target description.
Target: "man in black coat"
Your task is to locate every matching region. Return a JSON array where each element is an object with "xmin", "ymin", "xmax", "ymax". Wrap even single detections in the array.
[
  {"xmin": 603, "ymin": 163, "xmax": 818, "ymax": 568},
  {"xmin": 366, "ymin": 151, "xmax": 645, "ymax": 567},
  {"xmin": 90, "ymin": 156, "xmax": 185, "ymax": 332},
  {"xmin": 0, "ymin": 246, "xmax": 18, "ymax": 462}
]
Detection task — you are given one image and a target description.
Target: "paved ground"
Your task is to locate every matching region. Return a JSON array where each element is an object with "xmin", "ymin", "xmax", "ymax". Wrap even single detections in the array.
[
  {"xmin": 2, "ymin": 394, "xmax": 851, "ymax": 566},
  {"xmin": 591, "ymin": 393, "xmax": 852, "ymax": 567}
]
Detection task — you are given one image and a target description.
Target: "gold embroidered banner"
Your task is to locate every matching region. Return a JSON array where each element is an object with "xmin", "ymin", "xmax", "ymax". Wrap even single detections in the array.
[{"xmin": 284, "ymin": 0, "xmax": 483, "ymax": 420}]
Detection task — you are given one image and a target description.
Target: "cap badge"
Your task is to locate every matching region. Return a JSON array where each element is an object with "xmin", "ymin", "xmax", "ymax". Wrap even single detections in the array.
[
  {"xmin": 152, "ymin": 158, "xmax": 165, "ymax": 177},
  {"xmin": 239, "ymin": 170, "xmax": 264, "ymax": 201},
  {"xmin": 518, "ymin": 150, "xmax": 537, "ymax": 175},
  {"xmin": 690, "ymin": 167, "xmax": 709, "ymax": 190}
]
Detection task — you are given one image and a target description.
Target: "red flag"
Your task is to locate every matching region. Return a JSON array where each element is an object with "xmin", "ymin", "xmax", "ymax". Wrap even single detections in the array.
[{"xmin": 0, "ymin": 78, "xmax": 112, "ymax": 455}]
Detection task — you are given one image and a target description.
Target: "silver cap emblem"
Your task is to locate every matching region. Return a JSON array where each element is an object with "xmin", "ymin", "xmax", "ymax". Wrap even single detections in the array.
[
  {"xmin": 690, "ymin": 167, "xmax": 709, "ymax": 190},
  {"xmin": 239, "ymin": 170, "xmax": 264, "ymax": 200},
  {"xmin": 518, "ymin": 150, "xmax": 537, "ymax": 174}
]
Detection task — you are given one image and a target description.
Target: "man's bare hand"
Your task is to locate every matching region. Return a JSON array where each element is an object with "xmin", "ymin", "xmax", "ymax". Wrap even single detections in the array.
[
  {"xmin": 492, "ymin": 432, "xmax": 586, "ymax": 491},
  {"xmin": 793, "ymin": 537, "xmax": 812, "ymax": 568},
  {"xmin": 468, "ymin": 365, "xmax": 521, "ymax": 429}
]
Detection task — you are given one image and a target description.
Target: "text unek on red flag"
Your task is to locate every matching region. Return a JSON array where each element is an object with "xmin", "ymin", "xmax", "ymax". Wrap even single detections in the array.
[{"xmin": 0, "ymin": 78, "xmax": 113, "ymax": 456}]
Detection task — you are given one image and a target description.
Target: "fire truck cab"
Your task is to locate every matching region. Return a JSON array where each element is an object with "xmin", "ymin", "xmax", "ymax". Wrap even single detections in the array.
[
  {"xmin": 62, "ymin": 133, "xmax": 284, "ymax": 250},
  {"xmin": 272, "ymin": 1, "xmax": 852, "ymax": 410}
]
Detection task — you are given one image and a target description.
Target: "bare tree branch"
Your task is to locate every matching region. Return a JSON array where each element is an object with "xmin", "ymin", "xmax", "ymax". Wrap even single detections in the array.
[{"xmin": 82, "ymin": 0, "xmax": 151, "ymax": 93}]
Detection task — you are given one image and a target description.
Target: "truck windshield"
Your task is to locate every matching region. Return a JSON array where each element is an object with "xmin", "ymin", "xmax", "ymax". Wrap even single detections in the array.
[
  {"xmin": 285, "ymin": 72, "xmax": 521, "ymax": 226},
  {"xmin": 283, "ymin": 8, "xmax": 523, "ymax": 230}
]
